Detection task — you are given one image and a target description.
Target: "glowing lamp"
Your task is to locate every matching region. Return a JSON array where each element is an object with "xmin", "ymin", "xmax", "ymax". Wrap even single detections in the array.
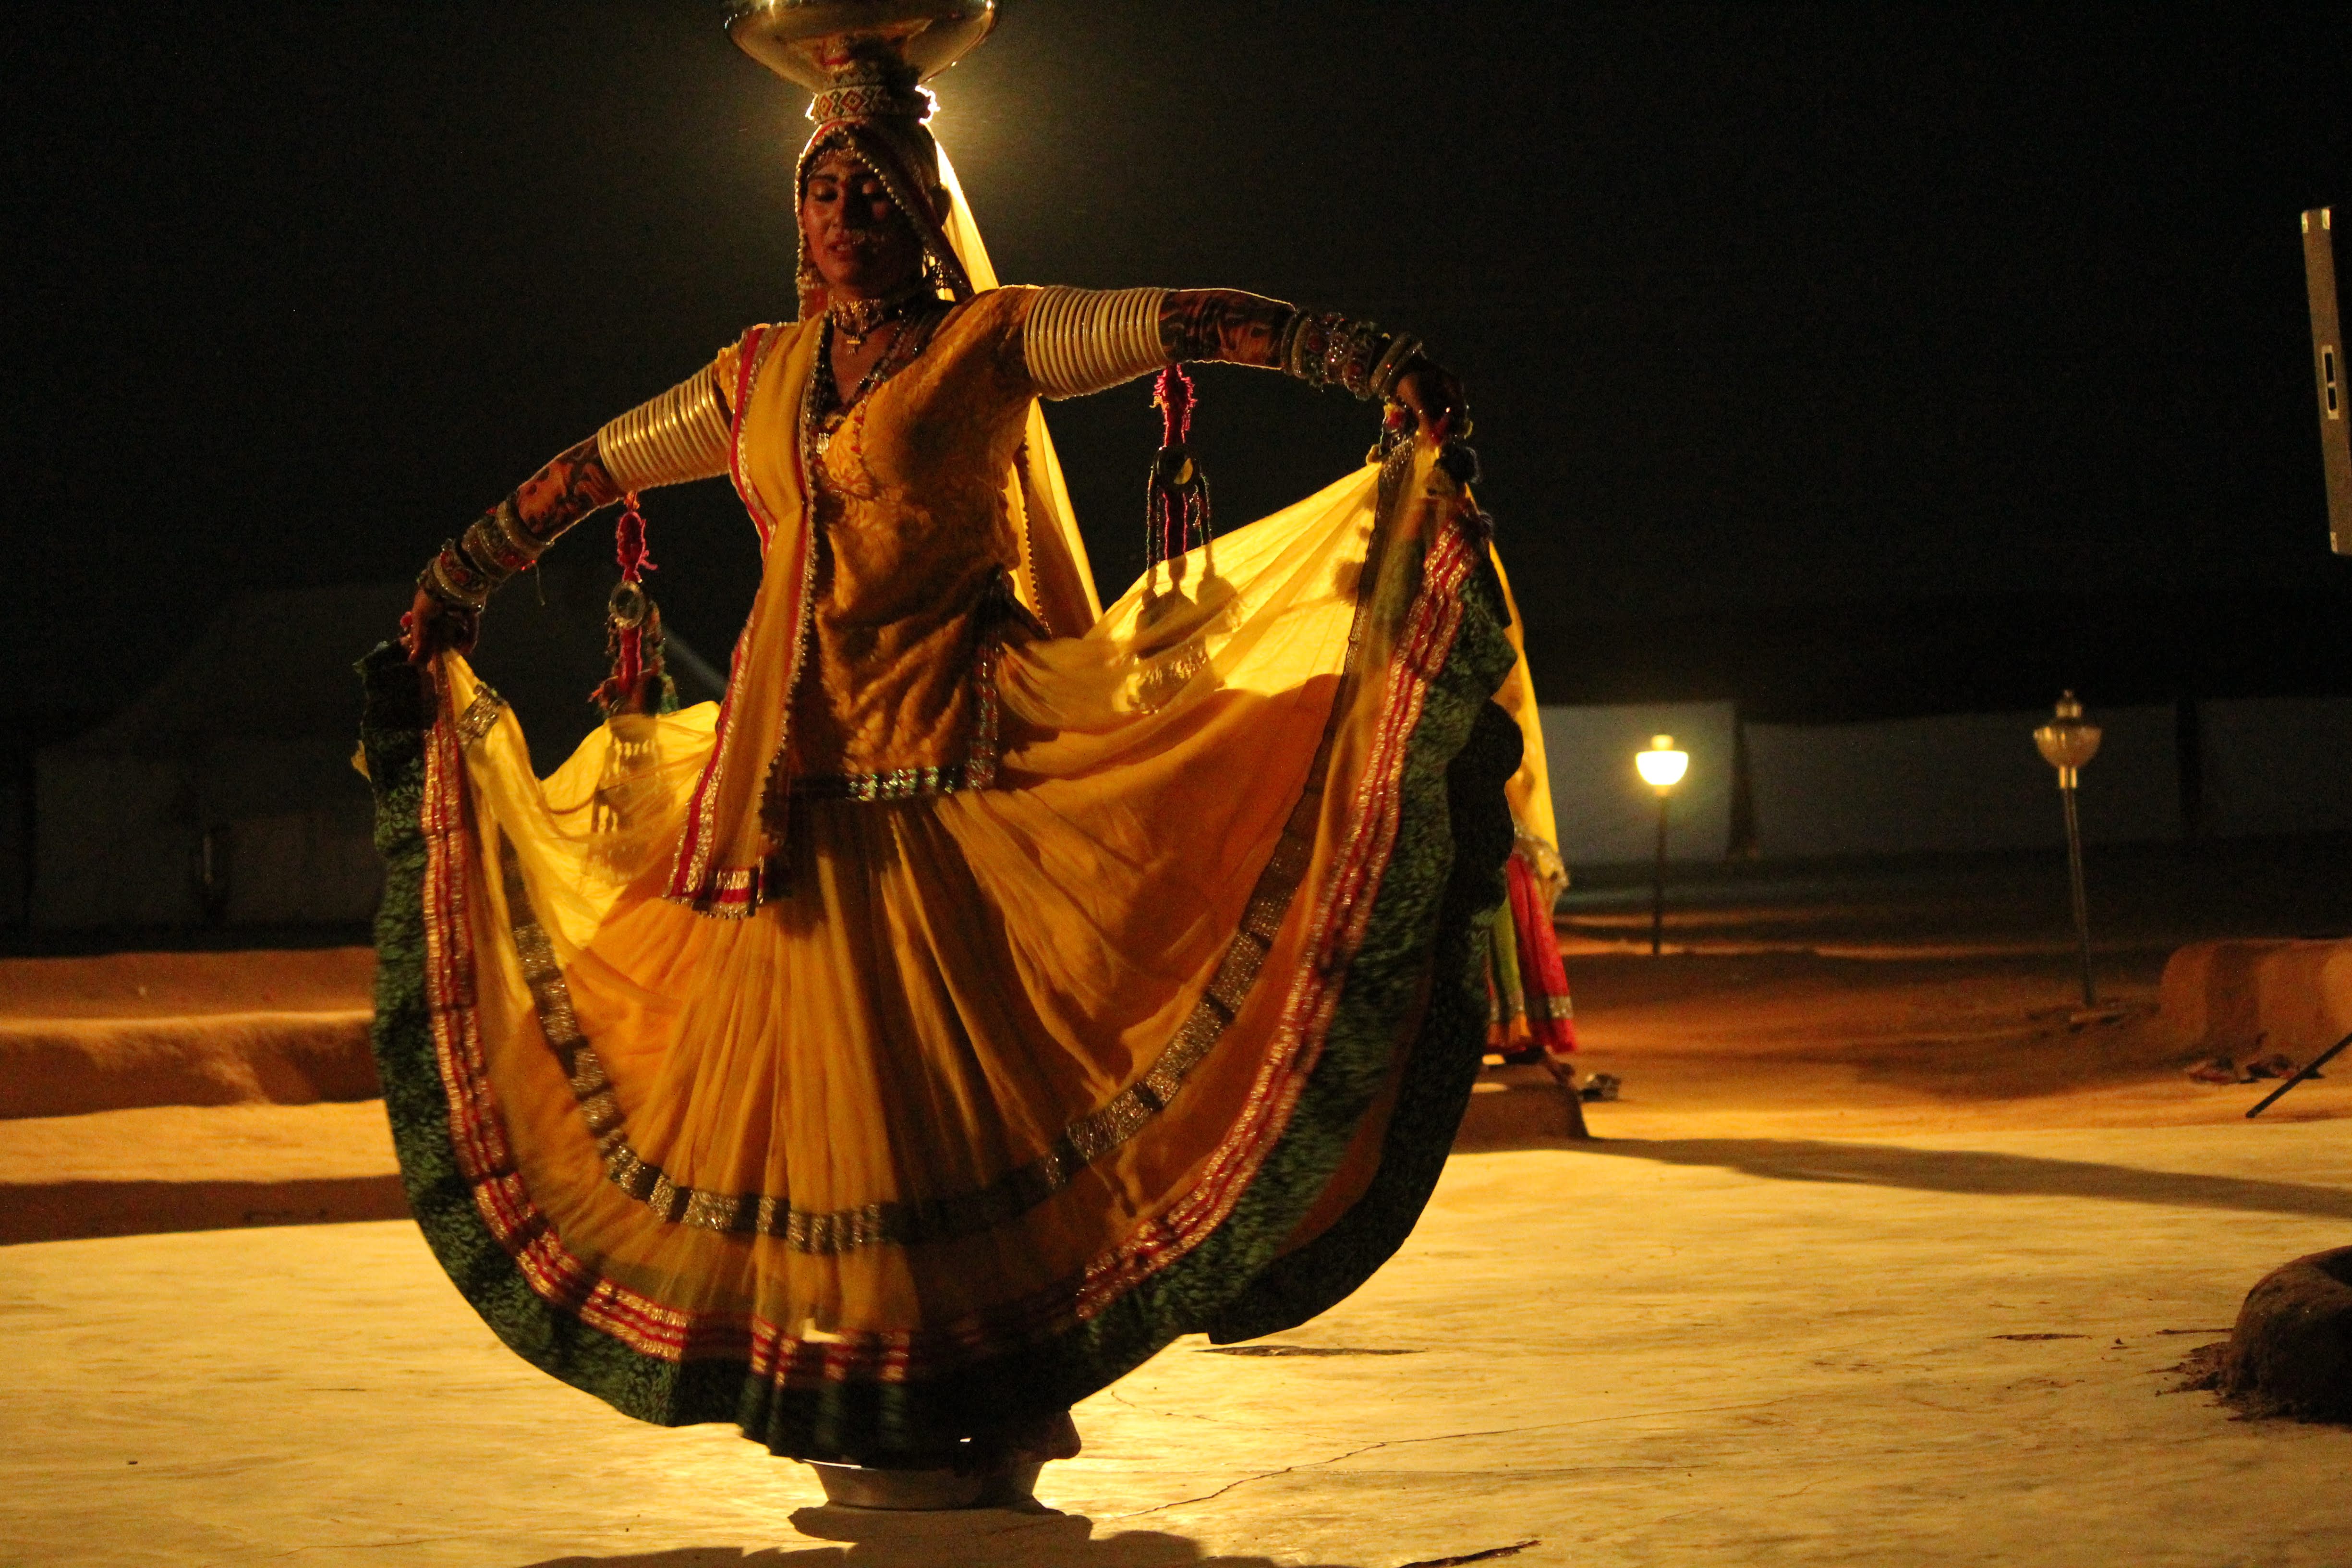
[
  {"xmin": 2033, "ymin": 693, "xmax": 2103, "ymax": 786},
  {"xmin": 1635, "ymin": 734, "xmax": 1689, "ymax": 955},
  {"xmin": 1636, "ymin": 734, "xmax": 1689, "ymax": 791},
  {"xmin": 2034, "ymin": 692, "xmax": 2101, "ymax": 1009}
]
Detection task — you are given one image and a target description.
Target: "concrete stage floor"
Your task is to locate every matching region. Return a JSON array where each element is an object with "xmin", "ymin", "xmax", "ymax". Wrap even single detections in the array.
[
  {"xmin": 8, "ymin": 840, "xmax": 2352, "ymax": 1566},
  {"xmin": 8, "ymin": 1127, "xmax": 2352, "ymax": 1567}
]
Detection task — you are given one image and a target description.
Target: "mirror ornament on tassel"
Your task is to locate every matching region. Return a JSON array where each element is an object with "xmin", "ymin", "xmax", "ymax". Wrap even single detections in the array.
[
  {"xmin": 588, "ymin": 493, "xmax": 677, "ymax": 884},
  {"xmin": 1143, "ymin": 364, "xmax": 1212, "ymax": 576},
  {"xmin": 1130, "ymin": 367, "xmax": 1236, "ymax": 707}
]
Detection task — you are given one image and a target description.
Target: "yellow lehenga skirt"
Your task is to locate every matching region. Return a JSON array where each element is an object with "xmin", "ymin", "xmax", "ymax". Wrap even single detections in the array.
[{"xmin": 359, "ymin": 442, "xmax": 1522, "ymax": 1461}]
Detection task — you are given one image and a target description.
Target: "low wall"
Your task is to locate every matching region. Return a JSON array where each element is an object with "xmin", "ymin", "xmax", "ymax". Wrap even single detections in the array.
[
  {"xmin": 1540, "ymin": 697, "xmax": 2352, "ymax": 867},
  {"xmin": 2160, "ymin": 939, "xmax": 2352, "ymax": 1060},
  {"xmin": 0, "ymin": 948, "xmax": 379, "ymax": 1120}
]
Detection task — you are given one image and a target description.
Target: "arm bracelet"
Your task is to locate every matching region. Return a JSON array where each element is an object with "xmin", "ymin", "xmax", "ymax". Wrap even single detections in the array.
[
  {"xmin": 1278, "ymin": 310, "xmax": 1421, "ymax": 401},
  {"xmin": 1023, "ymin": 286, "xmax": 1171, "ymax": 400},
  {"xmin": 596, "ymin": 365, "xmax": 734, "ymax": 494}
]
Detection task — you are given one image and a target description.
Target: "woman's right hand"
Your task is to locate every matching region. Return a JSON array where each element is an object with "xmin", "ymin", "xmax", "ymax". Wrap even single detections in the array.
[
  {"xmin": 1393, "ymin": 357, "xmax": 1467, "ymax": 443},
  {"xmin": 403, "ymin": 587, "xmax": 479, "ymax": 666}
]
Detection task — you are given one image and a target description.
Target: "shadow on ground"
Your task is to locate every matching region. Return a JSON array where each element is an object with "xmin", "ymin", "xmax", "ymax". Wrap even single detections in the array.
[
  {"xmin": 516, "ymin": 1507, "xmax": 1364, "ymax": 1567},
  {"xmin": 1578, "ymin": 1138, "xmax": 2352, "ymax": 1220},
  {"xmin": 0, "ymin": 1175, "xmax": 409, "ymax": 1245}
]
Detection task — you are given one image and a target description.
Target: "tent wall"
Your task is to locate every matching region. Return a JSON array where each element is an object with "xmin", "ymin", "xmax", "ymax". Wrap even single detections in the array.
[
  {"xmin": 1743, "ymin": 705, "xmax": 2179, "ymax": 859},
  {"xmin": 32, "ymin": 747, "xmax": 380, "ymax": 929},
  {"xmin": 1539, "ymin": 702, "xmax": 1736, "ymax": 866},
  {"xmin": 24, "ymin": 572, "xmax": 724, "ymax": 931},
  {"xmin": 1540, "ymin": 697, "xmax": 2352, "ymax": 869},
  {"xmin": 2201, "ymin": 698, "xmax": 2352, "ymax": 839},
  {"xmin": 34, "ymin": 754, "xmax": 199, "ymax": 927}
]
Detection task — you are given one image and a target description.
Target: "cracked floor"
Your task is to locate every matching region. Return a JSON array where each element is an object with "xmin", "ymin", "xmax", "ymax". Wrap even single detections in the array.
[{"xmin": 8, "ymin": 1119, "xmax": 2352, "ymax": 1567}]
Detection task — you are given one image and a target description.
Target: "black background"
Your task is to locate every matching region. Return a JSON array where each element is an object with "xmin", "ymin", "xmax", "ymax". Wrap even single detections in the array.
[{"xmin": 9, "ymin": 2, "xmax": 2351, "ymax": 725}]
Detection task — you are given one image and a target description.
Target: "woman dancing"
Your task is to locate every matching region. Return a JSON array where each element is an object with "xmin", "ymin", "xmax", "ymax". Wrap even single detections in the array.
[{"xmin": 366, "ymin": 32, "xmax": 1539, "ymax": 1497}]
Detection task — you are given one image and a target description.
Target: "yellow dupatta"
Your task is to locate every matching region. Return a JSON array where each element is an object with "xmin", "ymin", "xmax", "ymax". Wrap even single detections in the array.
[{"xmin": 661, "ymin": 318, "xmax": 826, "ymax": 913}]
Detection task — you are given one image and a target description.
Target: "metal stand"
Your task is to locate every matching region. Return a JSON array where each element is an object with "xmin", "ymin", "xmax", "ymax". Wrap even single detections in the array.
[
  {"xmin": 2246, "ymin": 1026, "xmax": 2352, "ymax": 1118},
  {"xmin": 1650, "ymin": 790, "xmax": 1670, "ymax": 957},
  {"xmin": 806, "ymin": 1459, "xmax": 1043, "ymax": 1511},
  {"xmin": 2059, "ymin": 775, "xmax": 2096, "ymax": 1008}
]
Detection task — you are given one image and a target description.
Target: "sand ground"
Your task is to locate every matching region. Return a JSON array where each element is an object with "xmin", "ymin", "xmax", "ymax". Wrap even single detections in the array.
[{"xmin": 6, "ymin": 845, "xmax": 2352, "ymax": 1566}]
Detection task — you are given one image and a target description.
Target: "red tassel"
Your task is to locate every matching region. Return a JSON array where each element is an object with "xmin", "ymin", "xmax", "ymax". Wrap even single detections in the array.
[
  {"xmin": 1145, "ymin": 366, "xmax": 1212, "ymax": 569},
  {"xmin": 614, "ymin": 496, "xmax": 654, "ymax": 584},
  {"xmin": 1155, "ymin": 364, "xmax": 1193, "ymax": 446},
  {"xmin": 594, "ymin": 493, "xmax": 666, "ymax": 716}
]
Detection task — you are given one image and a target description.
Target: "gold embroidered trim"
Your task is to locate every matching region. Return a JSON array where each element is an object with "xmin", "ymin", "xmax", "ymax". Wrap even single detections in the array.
[
  {"xmin": 791, "ymin": 640, "xmax": 1004, "ymax": 802},
  {"xmin": 661, "ymin": 324, "xmax": 789, "ymax": 917},
  {"xmin": 454, "ymin": 686, "xmax": 507, "ymax": 747}
]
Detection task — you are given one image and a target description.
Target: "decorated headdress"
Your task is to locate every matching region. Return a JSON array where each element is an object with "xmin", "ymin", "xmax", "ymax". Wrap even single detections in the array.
[
  {"xmin": 727, "ymin": 1, "xmax": 997, "ymax": 318},
  {"xmin": 725, "ymin": 1, "xmax": 1100, "ymax": 634}
]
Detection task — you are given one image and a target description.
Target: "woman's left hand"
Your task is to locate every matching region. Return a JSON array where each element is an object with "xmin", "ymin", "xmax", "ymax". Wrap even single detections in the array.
[{"xmin": 1393, "ymin": 357, "xmax": 1467, "ymax": 442}]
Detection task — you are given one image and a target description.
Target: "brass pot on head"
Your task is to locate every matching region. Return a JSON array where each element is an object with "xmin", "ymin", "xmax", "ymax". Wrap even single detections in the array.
[{"xmin": 725, "ymin": 0, "xmax": 999, "ymax": 91}]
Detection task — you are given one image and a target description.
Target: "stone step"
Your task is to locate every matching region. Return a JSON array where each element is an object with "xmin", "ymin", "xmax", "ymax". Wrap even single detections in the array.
[{"xmin": 0, "ymin": 1011, "xmax": 379, "ymax": 1119}]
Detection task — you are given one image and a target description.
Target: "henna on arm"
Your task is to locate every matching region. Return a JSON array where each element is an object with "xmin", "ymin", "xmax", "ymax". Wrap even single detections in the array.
[
  {"xmin": 1157, "ymin": 289, "xmax": 1295, "ymax": 368},
  {"xmin": 512, "ymin": 436, "xmax": 624, "ymax": 548},
  {"xmin": 403, "ymin": 434, "xmax": 622, "ymax": 663},
  {"xmin": 1156, "ymin": 287, "xmax": 1465, "ymax": 438},
  {"xmin": 409, "ymin": 344, "xmax": 739, "ymax": 663}
]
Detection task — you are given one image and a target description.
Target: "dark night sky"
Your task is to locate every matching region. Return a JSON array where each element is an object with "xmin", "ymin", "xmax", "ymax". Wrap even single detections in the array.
[{"xmin": 7, "ymin": 2, "xmax": 2351, "ymax": 725}]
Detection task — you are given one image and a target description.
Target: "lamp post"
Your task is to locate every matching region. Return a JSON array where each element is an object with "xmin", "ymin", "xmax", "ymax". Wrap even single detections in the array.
[
  {"xmin": 1636, "ymin": 734, "xmax": 1689, "ymax": 956},
  {"xmin": 2034, "ymin": 691, "xmax": 2103, "ymax": 1009}
]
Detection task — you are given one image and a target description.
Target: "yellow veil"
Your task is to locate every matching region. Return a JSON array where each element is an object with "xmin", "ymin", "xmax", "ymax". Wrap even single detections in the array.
[{"xmin": 935, "ymin": 146, "xmax": 1103, "ymax": 635}]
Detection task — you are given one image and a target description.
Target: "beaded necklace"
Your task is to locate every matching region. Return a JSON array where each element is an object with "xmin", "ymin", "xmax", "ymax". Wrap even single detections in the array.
[
  {"xmin": 804, "ymin": 304, "xmax": 943, "ymax": 468},
  {"xmin": 825, "ymin": 282, "xmax": 933, "ymax": 348}
]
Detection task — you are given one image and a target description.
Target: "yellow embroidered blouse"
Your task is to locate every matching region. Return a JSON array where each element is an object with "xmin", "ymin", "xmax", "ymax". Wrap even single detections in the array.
[{"xmin": 789, "ymin": 288, "xmax": 1039, "ymax": 786}]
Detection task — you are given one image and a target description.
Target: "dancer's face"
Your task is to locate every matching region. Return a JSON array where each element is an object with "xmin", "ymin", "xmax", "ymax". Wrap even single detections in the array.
[{"xmin": 800, "ymin": 148, "xmax": 926, "ymax": 299}]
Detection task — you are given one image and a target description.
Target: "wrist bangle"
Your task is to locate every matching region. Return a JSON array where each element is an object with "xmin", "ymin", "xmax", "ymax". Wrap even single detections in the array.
[
  {"xmin": 1283, "ymin": 311, "xmax": 1343, "ymax": 388},
  {"xmin": 1276, "ymin": 310, "xmax": 1311, "ymax": 378},
  {"xmin": 420, "ymin": 539, "xmax": 494, "ymax": 610},
  {"xmin": 452, "ymin": 533, "xmax": 503, "ymax": 586},
  {"xmin": 1370, "ymin": 332, "xmax": 1422, "ymax": 400},
  {"xmin": 1326, "ymin": 320, "xmax": 1374, "ymax": 397},
  {"xmin": 462, "ymin": 497, "xmax": 540, "ymax": 580},
  {"xmin": 1279, "ymin": 309, "xmax": 1409, "ymax": 401}
]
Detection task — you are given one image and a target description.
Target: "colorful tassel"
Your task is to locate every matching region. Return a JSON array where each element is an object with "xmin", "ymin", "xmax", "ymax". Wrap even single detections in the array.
[
  {"xmin": 1143, "ymin": 365, "xmax": 1212, "ymax": 571},
  {"xmin": 593, "ymin": 492, "xmax": 675, "ymax": 717}
]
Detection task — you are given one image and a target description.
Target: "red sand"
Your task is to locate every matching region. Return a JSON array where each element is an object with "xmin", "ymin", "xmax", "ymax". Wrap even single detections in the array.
[
  {"xmin": 0, "ymin": 948, "xmax": 380, "ymax": 1120},
  {"xmin": 0, "ymin": 947, "xmax": 375, "ymax": 1018}
]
